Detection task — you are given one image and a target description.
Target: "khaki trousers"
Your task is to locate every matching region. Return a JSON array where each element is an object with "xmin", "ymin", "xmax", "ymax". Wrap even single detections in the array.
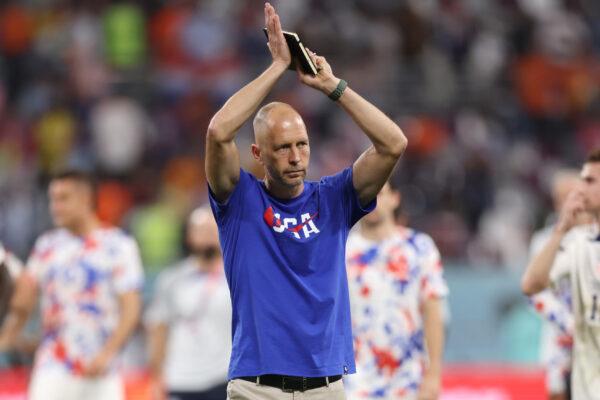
[{"xmin": 226, "ymin": 377, "xmax": 347, "ymax": 400}]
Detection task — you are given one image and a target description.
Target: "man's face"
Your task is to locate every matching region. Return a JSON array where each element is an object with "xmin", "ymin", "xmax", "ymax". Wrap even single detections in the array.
[
  {"xmin": 580, "ymin": 162, "xmax": 600, "ymax": 213},
  {"xmin": 49, "ymin": 179, "xmax": 93, "ymax": 229},
  {"xmin": 254, "ymin": 112, "xmax": 310, "ymax": 190},
  {"xmin": 187, "ymin": 211, "xmax": 221, "ymax": 263},
  {"xmin": 361, "ymin": 183, "xmax": 400, "ymax": 226}
]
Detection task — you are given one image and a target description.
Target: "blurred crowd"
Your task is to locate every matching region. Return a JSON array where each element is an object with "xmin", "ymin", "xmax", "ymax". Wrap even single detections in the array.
[{"xmin": 1, "ymin": 0, "xmax": 600, "ymax": 271}]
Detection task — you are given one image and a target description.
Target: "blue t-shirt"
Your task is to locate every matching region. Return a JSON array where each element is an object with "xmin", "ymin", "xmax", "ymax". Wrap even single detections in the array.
[{"xmin": 208, "ymin": 167, "xmax": 375, "ymax": 379}]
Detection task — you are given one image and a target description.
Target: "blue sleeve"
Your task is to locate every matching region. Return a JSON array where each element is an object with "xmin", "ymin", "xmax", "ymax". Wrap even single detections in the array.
[
  {"xmin": 320, "ymin": 167, "xmax": 376, "ymax": 227},
  {"xmin": 208, "ymin": 169, "xmax": 252, "ymax": 222}
]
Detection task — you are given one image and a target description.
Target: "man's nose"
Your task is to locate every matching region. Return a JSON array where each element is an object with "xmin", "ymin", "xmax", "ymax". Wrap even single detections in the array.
[{"xmin": 289, "ymin": 146, "xmax": 300, "ymax": 164}]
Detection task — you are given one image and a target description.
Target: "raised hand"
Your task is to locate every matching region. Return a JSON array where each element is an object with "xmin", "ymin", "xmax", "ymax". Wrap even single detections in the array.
[
  {"xmin": 264, "ymin": 3, "xmax": 291, "ymax": 69},
  {"xmin": 556, "ymin": 190, "xmax": 585, "ymax": 234},
  {"xmin": 297, "ymin": 48, "xmax": 340, "ymax": 95}
]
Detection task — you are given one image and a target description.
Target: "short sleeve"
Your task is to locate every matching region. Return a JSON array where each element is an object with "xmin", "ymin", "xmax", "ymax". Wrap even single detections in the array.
[
  {"xmin": 208, "ymin": 169, "xmax": 253, "ymax": 222},
  {"xmin": 3, "ymin": 251, "xmax": 23, "ymax": 279},
  {"xmin": 25, "ymin": 235, "xmax": 50, "ymax": 283},
  {"xmin": 144, "ymin": 269, "xmax": 174, "ymax": 325},
  {"xmin": 549, "ymin": 242, "xmax": 574, "ymax": 286},
  {"xmin": 417, "ymin": 233, "xmax": 449, "ymax": 302},
  {"xmin": 529, "ymin": 290, "xmax": 574, "ymax": 334},
  {"xmin": 112, "ymin": 237, "xmax": 144, "ymax": 294},
  {"xmin": 528, "ymin": 229, "xmax": 548, "ymax": 259},
  {"xmin": 320, "ymin": 167, "xmax": 376, "ymax": 227}
]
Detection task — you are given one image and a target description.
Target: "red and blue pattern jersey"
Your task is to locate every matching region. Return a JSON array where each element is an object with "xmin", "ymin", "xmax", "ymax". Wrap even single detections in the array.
[
  {"xmin": 345, "ymin": 227, "xmax": 448, "ymax": 399},
  {"xmin": 25, "ymin": 227, "xmax": 144, "ymax": 376},
  {"xmin": 528, "ymin": 224, "xmax": 574, "ymax": 393}
]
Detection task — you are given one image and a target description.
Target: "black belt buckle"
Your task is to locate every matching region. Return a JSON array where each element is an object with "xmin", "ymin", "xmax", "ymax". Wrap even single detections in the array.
[
  {"xmin": 281, "ymin": 376, "xmax": 309, "ymax": 392},
  {"xmin": 281, "ymin": 376, "xmax": 294, "ymax": 393}
]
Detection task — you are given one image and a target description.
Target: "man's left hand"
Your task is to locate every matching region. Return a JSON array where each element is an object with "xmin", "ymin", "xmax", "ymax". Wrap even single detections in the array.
[
  {"xmin": 83, "ymin": 349, "xmax": 114, "ymax": 377},
  {"xmin": 297, "ymin": 49, "xmax": 340, "ymax": 96},
  {"xmin": 417, "ymin": 371, "xmax": 441, "ymax": 400}
]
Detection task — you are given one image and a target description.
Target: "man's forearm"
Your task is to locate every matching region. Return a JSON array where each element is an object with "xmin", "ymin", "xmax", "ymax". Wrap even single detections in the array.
[
  {"xmin": 521, "ymin": 230, "xmax": 564, "ymax": 295},
  {"xmin": 422, "ymin": 298, "xmax": 444, "ymax": 376},
  {"xmin": 208, "ymin": 62, "xmax": 288, "ymax": 141},
  {"xmin": 0, "ymin": 275, "xmax": 36, "ymax": 350},
  {"xmin": 100, "ymin": 292, "xmax": 141, "ymax": 358},
  {"xmin": 147, "ymin": 324, "xmax": 168, "ymax": 378},
  {"xmin": 0, "ymin": 309, "xmax": 29, "ymax": 350},
  {"xmin": 337, "ymin": 87, "xmax": 407, "ymax": 157}
]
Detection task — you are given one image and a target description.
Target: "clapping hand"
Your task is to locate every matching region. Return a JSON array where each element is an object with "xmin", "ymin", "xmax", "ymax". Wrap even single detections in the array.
[
  {"xmin": 264, "ymin": 3, "xmax": 291, "ymax": 70},
  {"xmin": 298, "ymin": 49, "xmax": 340, "ymax": 96}
]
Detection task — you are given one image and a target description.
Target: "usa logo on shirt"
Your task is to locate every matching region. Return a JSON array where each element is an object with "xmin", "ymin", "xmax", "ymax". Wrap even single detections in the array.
[{"xmin": 263, "ymin": 206, "xmax": 320, "ymax": 240}]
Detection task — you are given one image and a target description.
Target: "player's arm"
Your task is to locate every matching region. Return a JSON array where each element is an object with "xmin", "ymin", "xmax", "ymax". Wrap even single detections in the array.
[
  {"xmin": 83, "ymin": 290, "xmax": 141, "ymax": 377},
  {"xmin": 297, "ymin": 53, "xmax": 407, "ymax": 207},
  {"xmin": 146, "ymin": 322, "xmax": 168, "ymax": 399},
  {"xmin": 147, "ymin": 322, "xmax": 168, "ymax": 380},
  {"xmin": 206, "ymin": 2, "xmax": 290, "ymax": 202},
  {"xmin": 521, "ymin": 191, "xmax": 584, "ymax": 295},
  {"xmin": 418, "ymin": 298, "xmax": 444, "ymax": 400},
  {"xmin": 0, "ymin": 275, "xmax": 37, "ymax": 351}
]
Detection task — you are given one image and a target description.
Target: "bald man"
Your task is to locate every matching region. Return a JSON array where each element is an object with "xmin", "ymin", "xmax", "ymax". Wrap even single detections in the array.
[
  {"xmin": 205, "ymin": 3, "xmax": 407, "ymax": 399},
  {"xmin": 146, "ymin": 207, "xmax": 231, "ymax": 400}
]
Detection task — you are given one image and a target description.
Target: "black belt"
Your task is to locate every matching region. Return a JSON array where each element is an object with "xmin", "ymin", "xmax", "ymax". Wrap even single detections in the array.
[{"xmin": 238, "ymin": 374, "xmax": 342, "ymax": 392}]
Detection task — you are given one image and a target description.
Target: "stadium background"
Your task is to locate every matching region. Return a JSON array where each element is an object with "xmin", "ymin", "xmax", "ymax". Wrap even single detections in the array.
[{"xmin": 0, "ymin": 0, "xmax": 600, "ymax": 398}]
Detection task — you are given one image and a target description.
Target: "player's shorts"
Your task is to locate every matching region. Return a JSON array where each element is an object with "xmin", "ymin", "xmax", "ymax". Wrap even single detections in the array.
[{"xmin": 28, "ymin": 368, "xmax": 124, "ymax": 400}]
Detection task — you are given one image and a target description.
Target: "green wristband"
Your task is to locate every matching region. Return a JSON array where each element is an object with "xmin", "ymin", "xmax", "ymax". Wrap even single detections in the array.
[{"xmin": 328, "ymin": 79, "xmax": 347, "ymax": 101}]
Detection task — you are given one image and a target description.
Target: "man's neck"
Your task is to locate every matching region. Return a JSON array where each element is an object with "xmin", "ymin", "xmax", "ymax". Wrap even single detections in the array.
[
  {"xmin": 263, "ymin": 178, "xmax": 304, "ymax": 199},
  {"xmin": 68, "ymin": 216, "xmax": 102, "ymax": 237},
  {"xmin": 359, "ymin": 219, "xmax": 398, "ymax": 242},
  {"xmin": 193, "ymin": 256, "xmax": 221, "ymax": 273}
]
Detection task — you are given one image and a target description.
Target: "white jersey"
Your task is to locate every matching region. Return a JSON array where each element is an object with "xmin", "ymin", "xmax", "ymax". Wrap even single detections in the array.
[
  {"xmin": 26, "ymin": 227, "xmax": 144, "ymax": 376},
  {"xmin": 145, "ymin": 257, "xmax": 231, "ymax": 392},
  {"xmin": 550, "ymin": 224, "xmax": 600, "ymax": 399}
]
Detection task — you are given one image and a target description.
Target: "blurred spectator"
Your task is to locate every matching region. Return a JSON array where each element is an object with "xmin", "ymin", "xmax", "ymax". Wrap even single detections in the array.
[
  {"xmin": 34, "ymin": 107, "xmax": 77, "ymax": 175},
  {"xmin": 103, "ymin": 3, "xmax": 146, "ymax": 70},
  {"xmin": 0, "ymin": 0, "xmax": 597, "ymax": 278},
  {"xmin": 90, "ymin": 96, "xmax": 148, "ymax": 174}
]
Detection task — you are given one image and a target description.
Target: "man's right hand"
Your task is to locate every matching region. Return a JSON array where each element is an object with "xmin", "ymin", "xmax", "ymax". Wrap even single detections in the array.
[
  {"xmin": 555, "ymin": 191, "xmax": 585, "ymax": 234},
  {"xmin": 264, "ymin": 3, "xmax": 291, "ymax": 70}
]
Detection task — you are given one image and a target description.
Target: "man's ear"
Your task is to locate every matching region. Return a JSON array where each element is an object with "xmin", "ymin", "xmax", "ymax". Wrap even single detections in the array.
[{"xmin": 251, "ymin": 144, "xmax": 262, "ymax": 163}]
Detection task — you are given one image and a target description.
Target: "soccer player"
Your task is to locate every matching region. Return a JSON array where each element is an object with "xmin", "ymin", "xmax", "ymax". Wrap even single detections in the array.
[
  {"xmin": 522, "ymin": 149, "xmax": 600, "ymax": 399},
  {"xmin": 0, "ymin": 170, "xmax": 144, "ymax": 400},
  {"xmin": 205, "ymin": 3, "xmax": 407, "ymax": 399},
  {"xmin": 527, "ymin": 169, "xmax": 591, "ymax": 400},
  {"xmin": 145, "ymin": 207, "xmax": 231, "ymax": 400},
  {"xmin": 345, "ymin": 183, "xmax": 447, "ymax": 400}
]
